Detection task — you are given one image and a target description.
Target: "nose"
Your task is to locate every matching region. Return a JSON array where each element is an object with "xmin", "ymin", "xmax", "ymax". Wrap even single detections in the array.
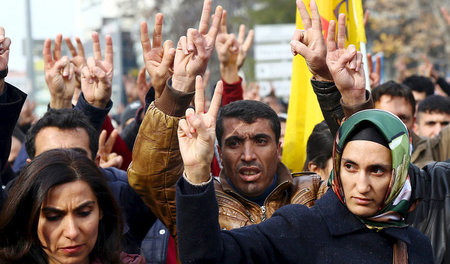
[
  {"xmin": 355, "ymin": 172, "xmax": 371, "ymax": 194},
  {"xmin": 241, "ymin": 141, "xmax": 256, "ymax": 162},
  {"xmin": 63, "ymin": 215, "xmax": 80, "ymax": 240},
  {"xmin": 431, "ymin": 123, "xmax": 444, "ymax": 137}
]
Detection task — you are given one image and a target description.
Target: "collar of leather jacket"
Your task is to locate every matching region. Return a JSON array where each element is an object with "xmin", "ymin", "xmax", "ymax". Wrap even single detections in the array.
[{"xmin": 217, "ymin": 162, "xmax": 293, "ymax": 200}]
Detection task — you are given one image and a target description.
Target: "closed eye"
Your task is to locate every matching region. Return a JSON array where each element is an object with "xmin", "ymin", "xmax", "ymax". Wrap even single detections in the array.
[
  {"xmin": 45, "ymin": 213, "xmax": 62, "ymax": 222},
  {"xmin": 77, "ymin": 210, "xmax": 92, "ymax": 217}
]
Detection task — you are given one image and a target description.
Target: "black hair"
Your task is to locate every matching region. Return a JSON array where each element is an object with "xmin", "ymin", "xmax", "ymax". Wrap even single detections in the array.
[
  {"xmin": 302, "ymin": 121, "xmax": 334, "ymax": 171},
  {"xmin": 372, "ymin": 81, "xmax": 416, "ymax": 116},
  {"xmin": 402, "ymin": 75, "xmax": 434, "ymax": 96},
  {"xmin": 417, "ymin": 95, "xmax": 450, "ymax": 115},
  {"xmin": 216, "ymin": 100, "xmax": 280, "ymax": 147},
  {"xmin": 25, "ymin": 109, "xmax": 99, "ymax": 160},
  {"xmin": 0, "ymin": 149, "xmax": 123, "ymax": 264}
]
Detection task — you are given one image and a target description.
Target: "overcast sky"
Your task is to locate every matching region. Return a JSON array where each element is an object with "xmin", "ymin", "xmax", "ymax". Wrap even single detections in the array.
[{"xmin": 2, "ymin": 0, "xmax": 79, "ymax": 71}]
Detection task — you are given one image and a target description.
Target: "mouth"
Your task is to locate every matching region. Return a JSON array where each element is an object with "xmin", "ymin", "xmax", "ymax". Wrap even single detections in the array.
[
  {"xmin": 238, "ymin": 167, "xmax": 261, "ymax": 182},
  {"xmin": 352, "ymin": 197, "xmax": 373, "ymax": 205},
  {"xmin": 60, "ymin": 244, "xmax": 84, "ymax": 254}
]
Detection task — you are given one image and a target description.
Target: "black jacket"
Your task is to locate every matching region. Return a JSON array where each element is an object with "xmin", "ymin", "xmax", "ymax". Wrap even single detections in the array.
[
  {"xmin": 176, "ymin": 179, "xmax": 433, "ymax": 263},
  {"xmin": 312, "ymin": 80, "xmax": 450, "ymax": 263},
  {"xmin": 406, "ymin": 162, "xmax": 450, "ymax": 264},
  {"xmin": 0, "ymin": 83, "xmax": 26, "ymax": 212}
]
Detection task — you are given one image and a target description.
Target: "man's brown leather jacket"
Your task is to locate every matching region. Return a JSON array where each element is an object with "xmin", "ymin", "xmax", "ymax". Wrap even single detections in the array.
[
  {"xmin": 215, "ymin": 167, "xmax": 327, "ymax": 230},
  {"xmin": 128, "ymin": 84, "xmax": 327, "ymax": 245}
]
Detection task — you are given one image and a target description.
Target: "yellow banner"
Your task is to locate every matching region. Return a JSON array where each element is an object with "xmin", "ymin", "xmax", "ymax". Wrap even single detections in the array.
[{"xmin": 282, "ymin": 0, "xmax": 366, "ymax": 173}]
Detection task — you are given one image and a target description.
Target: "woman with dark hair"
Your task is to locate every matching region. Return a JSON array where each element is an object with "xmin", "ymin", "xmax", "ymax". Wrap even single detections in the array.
[
  {"xmin": 0, "ymin": 148, "xmax": 144, "ymax": 264},
  {"xmin": 303, "ymin": 121, "xmax": 334, "ymax": 181}
]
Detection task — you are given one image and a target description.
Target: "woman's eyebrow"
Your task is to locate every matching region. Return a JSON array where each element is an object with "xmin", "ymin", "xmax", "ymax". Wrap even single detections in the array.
[
  {"xmin": 74, "ymin": 201, "xmax": 96, "ymax": 211},
  {"xmin": 42, "ymin": 201, "xmax": 96, "ymax": 213},
  {"xmin": 341, "ymin": 158, "xmax": 356, "ymax": 164}
]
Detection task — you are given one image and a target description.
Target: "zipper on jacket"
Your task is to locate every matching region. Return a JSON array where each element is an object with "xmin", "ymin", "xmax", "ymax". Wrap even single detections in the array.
[
  {"xmin": 261, "ymin": 206, "xmax": 267, "ymax": 221},
  {"xmin": 246, "ymin": 210, "xmax": 256, "ymax": 223}
]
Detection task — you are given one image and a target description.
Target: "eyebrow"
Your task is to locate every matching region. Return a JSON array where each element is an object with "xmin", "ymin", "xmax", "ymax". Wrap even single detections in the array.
[
  {"xmin": 251, "ymin": 133, "xmax": 272, "ymax": 140},
  {"xmin": 225, "ymin": 133, "xmax": 271, "ymax": 141},
  {"xmin": 342, "ymin": 158, "xmax": 391, "ymax": 169},
  {"xmin": 42, "ymin": 201, "xmax": 96, "ymax": 214}
]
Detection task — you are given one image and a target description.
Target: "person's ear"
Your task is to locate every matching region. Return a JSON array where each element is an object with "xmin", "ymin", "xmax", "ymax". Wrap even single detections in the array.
[
  {"xmin": 308, "ymin": 162, "xmax": 319, "ymax": 173},
  {"xmin": 95, "ymin": 154, "xmax": 101, "ymax": 167},
  {"xmin": 26, "ymin": 158, "xmax": 31, "ymax": 164}
]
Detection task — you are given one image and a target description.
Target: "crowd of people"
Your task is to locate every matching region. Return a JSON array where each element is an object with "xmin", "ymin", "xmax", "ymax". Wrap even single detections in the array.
[{"xmin": 0, "ymin": 0, "xmax": 449, "ymax": 263}]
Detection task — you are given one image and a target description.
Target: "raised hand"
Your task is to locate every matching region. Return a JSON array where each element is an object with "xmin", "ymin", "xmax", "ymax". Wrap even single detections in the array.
[
  {"xmin": 236, "ymin": 24, "xmax": 254, "ymax": 70},
  {"xmin": 80, "ymin": 32, "xmax": 113, "ymax": 108},
  {"xmin": 172, "ymin": 0, "xmax": 223, "ymax": 93},
  {"xmin": 243, "ymin": 82, "xmax": 261, "ymax": 101},
  {"xmin": 141, "ymin": 13, "xmax": 175, "ymax": 98},
  {"xmin": 18, "ymin": 99, "xmax": 38, "ymax": 127},
  {"xmin": 98, "ymin": 129, "xmax": 123, "ymax": 169},
  {"xmin": 216, "ymin": 11, "xmax": 239, "ymax": 69},
  {"xmin": 65, "ymin": 36, "xmax": 87, "ymax": 69},
  {"xmin": 367, "ymin": 53, "xmax": 381, "ymax": 88},
  {"xmin": 441, "ymin": 7, "xmax": 450, "ymax": 25},
  {"xmin": 326, "ymin": 14, "xmax": 366, "ymax": 106},
  {"xmin": 137, "ymin": 67, "xmax": 152, "ymax": 105},
  {"xmin": 0, "ymin": 26, "xmax": 11, "ymax": 94},
  {"xmin": 65, "ymin": 36, "xmax": 86, "ymax": 92},
  {"xmin": 216, "ymin": 10, "xmax": 254, "ymax": 83},
  {"xmin": 178, "ymin": 76, "xmax": 223, "ymax": 183},
  {"xmin": 291, "ymin": 0, "xmax": 332, "ymax": 82},
  {"xmin": 44, "ymin": 34, "xmax": 76, "ymax": 109}
]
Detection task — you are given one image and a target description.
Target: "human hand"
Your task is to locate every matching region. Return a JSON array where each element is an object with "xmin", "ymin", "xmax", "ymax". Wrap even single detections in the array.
[
  {"xmin": 18, "ymin": 99, "xmax": 38, "ymax": 127},
  {"xmin": 65, "ymin": 36, "xmax": 87, "ymax": 90},
  {"xmin": 236, "ymin": 24, "xmax": 254, "ymax": 70},
  {"xmin": 363, "ymin": 10, "xmax": 370, "ymax": 27},
  {"xmin": 123, "ymin": 74, "xmax": 138, "ymax": 103},
  {"xmin": 178, "ymin": 76, "xmax": 223, "ymax": 183},
  {"xmin": 0, "ymin": 27, "xmax": 11, "ymax": 94},
  {"xmin": 172, "ymin": 0, "xmax": 223, "ymax": 93},
  {"xmin": 418, "ymin": 54, "xmax": 440, "ymax": 82},
  {"xmin": 326, "ymin": 14, "xmax": 366, "ymax": 106},
  {"xmin": 216, "ymin": 10, "xmax": 238, "ymax": 67},
  {"xmin": 215, "ymin": 10, "xmax": 240, "ymax": 83},
  {"xmin": 441, "ymin": 7, "xmax": 450, "ymax": 25},
  {"xmin": 367, "ymin": 53, "xmax": 381, "ymax": 89},
  {"xmin": 243, "ymin": 82, "xmax": 261, "ymax": 101},
  {"xmin": 80, "ymin": 32, "xmax": 113, "ymax": 108},
  {"xmin": 98, "ymin": 129, "xmax": 124, "ymax": 169},
  {"xmin": 291, "ymin": 0, "xmax": 332, "ymax": 82},
  {"xmin": 141, "ymin": 13, "xmax": 175, "ymax": 98},
  {"xmin": 43, "ymin": 34, "xmax": 76, "ymax": 109},
  {"xmin": 137, "ymin": 67, "xmax": 152, "ymax": 105}
]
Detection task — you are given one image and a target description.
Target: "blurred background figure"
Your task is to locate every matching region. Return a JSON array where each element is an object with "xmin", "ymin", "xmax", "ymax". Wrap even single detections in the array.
[{"xmin": 303, "ymin": 121, "xmax": 334, "ymax": 181}]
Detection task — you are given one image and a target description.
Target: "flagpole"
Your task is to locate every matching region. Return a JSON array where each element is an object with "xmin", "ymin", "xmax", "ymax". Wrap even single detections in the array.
[{"xmin": 360, "ymin": 41, "xmax": 371, "ymax": 91}]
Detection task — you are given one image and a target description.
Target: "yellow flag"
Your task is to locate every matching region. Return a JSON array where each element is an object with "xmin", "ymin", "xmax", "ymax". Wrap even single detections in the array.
[{"xmin": 282, "ymin": 0, "xmax": 366, "ymax": 173}]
